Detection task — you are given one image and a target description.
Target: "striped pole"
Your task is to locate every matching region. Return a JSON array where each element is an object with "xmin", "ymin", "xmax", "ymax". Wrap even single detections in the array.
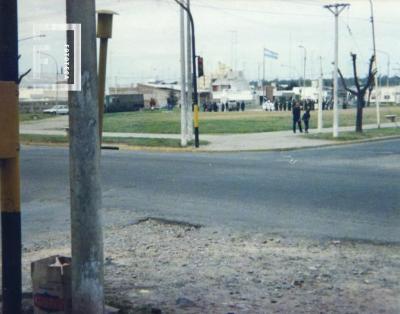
[{"xmin": 0, "ymin": 1, "xmax": 22, "ymax": 311}]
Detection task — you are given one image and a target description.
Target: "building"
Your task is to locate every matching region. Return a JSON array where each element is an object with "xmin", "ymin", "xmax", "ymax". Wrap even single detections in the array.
[
  {"xmin": 19, "ymin": 86, "xmax": 68, "ymax": 113},
  {"xmin": 367, "ymin": 86, "xmax": 400, "ymax": 104},
  {"xmin": 199, "ymin": 63, "xmax": 254, "ymax": 104},
  {"xmin": 109, "ymin": 81, "xmax": 211, "ymax": 109}
]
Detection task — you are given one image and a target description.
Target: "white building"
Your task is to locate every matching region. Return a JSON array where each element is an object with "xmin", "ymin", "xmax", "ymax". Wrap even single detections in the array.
[
  {"xmin": 202, "ymin": 63, "xmax": 254, "ymax": 103},
  {"xmin": 368, "ymin": 85, "xmax": 400, "ymax": 104}
]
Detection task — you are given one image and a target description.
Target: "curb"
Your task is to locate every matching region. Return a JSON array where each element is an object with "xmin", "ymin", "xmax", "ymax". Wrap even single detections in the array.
[{"xmin": 20, "ymin": 135, "xmax": 400, "ymax": 154}]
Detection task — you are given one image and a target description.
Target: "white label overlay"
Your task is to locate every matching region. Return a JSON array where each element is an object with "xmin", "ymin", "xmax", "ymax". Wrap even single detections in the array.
[{"xmin": 32, "ymin": 23, "xmax": 81, "ymax": 91}]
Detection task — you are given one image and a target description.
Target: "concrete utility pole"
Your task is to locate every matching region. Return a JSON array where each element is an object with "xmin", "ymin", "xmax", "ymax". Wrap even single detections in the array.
[
  {"xmin": 318, "ymin": 56, "xmax": 324, "ymax": 132},
  {"xmin": 324, "ymin": 3, "xmax": 349, "ymax": 138},
  {"xmin": 0, "ymin": 0, "xmax": 22, "ymax": 312},
  {"xmin": 186, "ymin": 0, "xmax": 194, "ymax": 140},
  {"xmin": 97, "ymin": 10, "xmax": 117, "ymax": 143},
  {"xmin": 66, "ymin": 0, "xmax": 104, "ymax": 313},
  {"xmin": 176, "ymin": 0, "xmax": 199, "ymax": 147},
  {"xmin": 369, "ymin": 0, "xmax": 380, "ymax": 127},
  {"xmin": 262, "ymin": 49, "xmax": 266, "ymax": 96},
  {"xmin": 377, "ymin": 49, "xmax": 390, "ymax": 88},
  {"xmin": 298, "ymin": 45, "xmax": 307, "ymax": 87},
  {"xmin": 180, "ymin": 4, "xmax": 188, "ymax": 146}
]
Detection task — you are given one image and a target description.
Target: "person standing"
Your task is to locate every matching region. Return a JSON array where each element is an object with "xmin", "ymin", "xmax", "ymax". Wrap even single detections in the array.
[
  {"xmin": 287, "ymin": 100, "xmax": 292, "ymax": 111},
  {"xmin": 292, "ymin": 101, "xmax": 303, "ymax": 133},
  {"xmin": 302, "ymin": 108, "xmax": 311, "ymax": 133},
  {"xmin": 241, "ymin": 101, "xmax": 245, "ymax": 111}
]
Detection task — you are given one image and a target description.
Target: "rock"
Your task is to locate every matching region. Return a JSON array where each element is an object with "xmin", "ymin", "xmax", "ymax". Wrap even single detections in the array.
[
  {"xmin": 176, "ymin": 297, "xmax": 196, "ymax": 308},
  {"xmin": 292, "ymin": 279, "xmax": 304, "ymax": 287}
]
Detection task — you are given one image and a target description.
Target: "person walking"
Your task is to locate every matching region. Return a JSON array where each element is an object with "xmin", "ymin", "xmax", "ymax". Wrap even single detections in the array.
[
  {"xmin": 292, "ymin": 101, "xmax": 303, "ymax": 133},
  {"xmin": 302, "ymin": 108, "xmax": 311, "ymax": 133}
]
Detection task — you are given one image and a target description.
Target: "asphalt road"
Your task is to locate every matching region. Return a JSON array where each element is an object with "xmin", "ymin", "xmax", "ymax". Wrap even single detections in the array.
[{"xmin": 21, "ymin": 139, "xmax": 400, "ymax": 243}]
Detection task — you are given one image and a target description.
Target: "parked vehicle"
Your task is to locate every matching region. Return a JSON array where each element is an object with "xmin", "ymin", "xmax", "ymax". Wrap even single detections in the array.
[{"xmin": 43, "ymin": 105, "xmax": 69, "ymax": 115}]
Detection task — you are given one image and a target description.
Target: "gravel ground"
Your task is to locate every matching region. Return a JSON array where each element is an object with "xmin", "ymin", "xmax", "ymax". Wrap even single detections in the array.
[{"xmin": 17, "ymin": 218, "xmax": 400, "ymax": 313}]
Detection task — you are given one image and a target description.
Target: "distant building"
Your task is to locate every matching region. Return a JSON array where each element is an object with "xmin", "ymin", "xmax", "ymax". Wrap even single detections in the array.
[
  {"xmin": 109, "ymin": 81, "xmax": 211, "ymax": 108},
  {"xmin": 367, "ymin": 86, "xmax": 400, "ymax": 104},
  {"xmin": 18, "ymin": 86, "xmax": 68, "ymax": 113},
  {"xmin": 200, "ymin": 63, "xmax": 254, "ymax": 104}
]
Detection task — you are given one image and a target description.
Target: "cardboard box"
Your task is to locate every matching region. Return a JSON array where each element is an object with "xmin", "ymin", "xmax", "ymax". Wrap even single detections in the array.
[{"xmin": 31, "ymin": 256, "xmax": 72, "ymax": 314}]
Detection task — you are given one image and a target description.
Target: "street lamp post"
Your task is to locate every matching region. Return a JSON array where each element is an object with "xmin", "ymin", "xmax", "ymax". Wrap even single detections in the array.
[
  {"xmin": 376, "ymin": 49, "xmax": 390, "ymax": 87},
  {"xmin": 324, "ymin": 3, "xmax": 350, "ymax": 138},
  {"xmin": 369, "ymin": 0, "xmax": 380, "ymax": 127},
  {"xmin": 96, "ymin": 10, "xmax": 118, "ymax": 143},
  {"xmin": 298, "ymin": 45, "xmax": 307, "ymax": 87},
  {"xmin": 174, "ymin": 0, "xmax": 199, "ymax": 148},
  {"xmin": 37, "ymin": 51, "xmax": 59, "ymax": 107}
]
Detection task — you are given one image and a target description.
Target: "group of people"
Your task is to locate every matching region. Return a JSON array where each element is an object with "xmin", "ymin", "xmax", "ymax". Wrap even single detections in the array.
[
  {"xmin": 269, "ymin": 99, "xmax": 317, "ymax": 112},
  {"xmin": 268, "ymin": 99, "xmax": 335, "ymax": 112},
  {"xmin": 202, "ymin": 101, "xmax": 246, "ymax": 112},
  {"xmin": 292, "ymin": 101, "xmax": 311, "ymax": 134}
]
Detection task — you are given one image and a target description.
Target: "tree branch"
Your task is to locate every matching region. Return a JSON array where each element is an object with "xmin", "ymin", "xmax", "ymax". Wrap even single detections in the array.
[
  {"xmin": 18, "ymin": 68, "xmax": 31, "ymax": 84},
  {"xmin": 351, "ymin": 53, "xmax": 361, "ymax": 92},
  {"xmin": 338, "ymin": 68, "xmax": 357, "ymax": 96},
  {"xmin": 361, "ymin": 55, "xmax": 376, "ymax": 94}
]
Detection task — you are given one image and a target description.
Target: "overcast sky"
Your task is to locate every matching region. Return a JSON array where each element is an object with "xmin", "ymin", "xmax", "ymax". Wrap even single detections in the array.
[{"xmin": 18, "ymin": 0, "xmax": 400, "ymax": 85}]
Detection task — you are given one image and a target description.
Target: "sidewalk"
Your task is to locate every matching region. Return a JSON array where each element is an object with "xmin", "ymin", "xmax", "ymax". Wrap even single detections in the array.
[{"xmin": 20, "ymin": 116, "xmax": 397, "ymax": 151}]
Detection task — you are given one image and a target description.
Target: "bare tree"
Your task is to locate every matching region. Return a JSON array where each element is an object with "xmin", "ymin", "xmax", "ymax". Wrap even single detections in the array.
[{"xmin": 338, "ymin": 54, "xmax": 376, "ymax": 132}]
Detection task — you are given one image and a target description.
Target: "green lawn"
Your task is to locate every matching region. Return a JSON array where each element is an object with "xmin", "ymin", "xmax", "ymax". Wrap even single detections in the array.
[
  {"xmin": 103, "ymin": 106, "xmax": 400, "ymax": 134},
  {"xmin": 305, "ymin": 127, "xmax": 400, "ymax": 141},
  {"xmin": 20, "ymin": 134, "xmax": 208, "ymax": 148},
  {"xmin": 19, "ymin": 113, "xmax": 53, "ymax": 121}
]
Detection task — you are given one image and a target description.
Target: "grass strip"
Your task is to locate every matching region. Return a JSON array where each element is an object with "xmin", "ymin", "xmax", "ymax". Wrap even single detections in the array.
[
  {"xmin": 20, "ymin": 134, "xmax": 208, "ymax": 148},
  {"xmin": 305, "ymin": 127, "xmax": 400, "ymax": 141}
]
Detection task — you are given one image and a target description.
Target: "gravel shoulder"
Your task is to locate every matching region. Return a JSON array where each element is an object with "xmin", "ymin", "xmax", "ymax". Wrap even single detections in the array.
[{"xmin": 17, "ymin": 217, "xmax": 400, "ymax": 313}]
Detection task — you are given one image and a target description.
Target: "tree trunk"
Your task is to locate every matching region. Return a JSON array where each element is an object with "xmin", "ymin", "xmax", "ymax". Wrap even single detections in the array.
[{"xmin": 355, "ymin": 98, "xmax": 364, "ymax": 133}]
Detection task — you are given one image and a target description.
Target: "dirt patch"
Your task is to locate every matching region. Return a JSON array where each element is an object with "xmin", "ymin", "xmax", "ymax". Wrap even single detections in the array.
[{"xmin": 15, "ymin": 218, "xmax": 400, "ymax": 313}]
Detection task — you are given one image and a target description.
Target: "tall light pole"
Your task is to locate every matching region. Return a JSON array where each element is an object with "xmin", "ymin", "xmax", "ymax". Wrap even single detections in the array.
[
  {"xmin": 175, "ymin": 0, "xmax": 199, "ymax": 147},
  {"xmin": 324, "ymin": 3, "xmax": 350, "ymax": 138},
  {"xmin": 298, "ymin": 45, "xmax": 307, "ymax": 87},
  {"xmin": 38, "ymin": 51, "xmax": 59, "ymax": 107},
  {"xmin": 186, "ymin": 0, "xmax": 194, "ymax": 141},
  {"xmin": 369, "ymin": 0, "xmax": 380, "ymax": 127},
  {"xmin": 318, "ymin": 56, "xmax": 324, "ymax": 132},
  {"xmin": 179, "ymin": 2, "xmax": 187, "ymax": 146},
  {"xmin": 262, "ymin": 48, "xmax": 266, "ymax": 96},
  {"xmin": 376, "ymin": 49, "xmax": 390, "ymax": 87},
  {"xmin": 96, "ymin": 9, "xmax": 117, "ymax": 143}
]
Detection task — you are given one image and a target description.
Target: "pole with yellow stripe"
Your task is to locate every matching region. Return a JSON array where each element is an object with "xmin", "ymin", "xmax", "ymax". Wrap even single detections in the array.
[
  {"xmin": 0, "ymin": 1, "xmax": 22, "ymax": 310},
  {"xmin": 194, "ymin": 104, "xmax": 199, "ymax": 147}
]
